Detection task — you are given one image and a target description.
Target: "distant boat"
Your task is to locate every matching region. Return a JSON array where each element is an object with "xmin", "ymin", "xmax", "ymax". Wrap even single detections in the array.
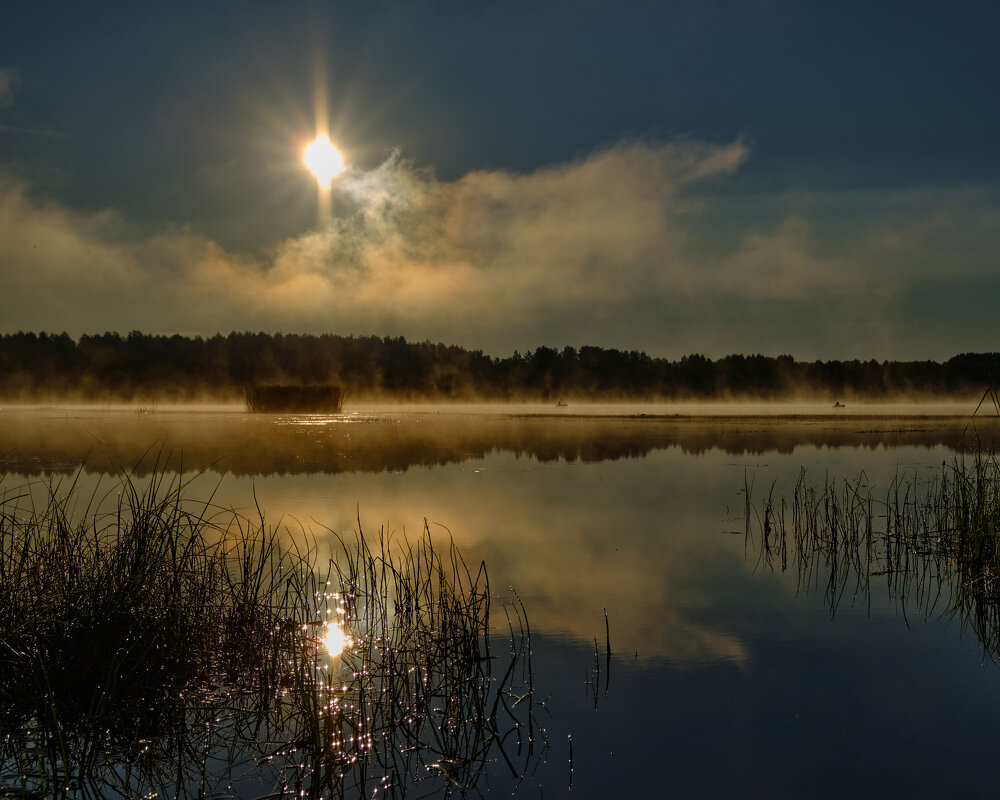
[
  {"xmin": 244, "ymin": 384, "xmax": 343, "ymax": 413},
  {"xmin": 555, "ymin": 401, "xmax": 568, "ymax": 407},
  {"xmin": 833, "ymin": 401, "xmax": 845, "ymax": 408}
]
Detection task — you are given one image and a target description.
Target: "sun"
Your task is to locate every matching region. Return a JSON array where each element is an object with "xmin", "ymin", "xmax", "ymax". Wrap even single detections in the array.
[{"xmin": 304, "ymin": 134, "xmax": 346, "ymax": 189}]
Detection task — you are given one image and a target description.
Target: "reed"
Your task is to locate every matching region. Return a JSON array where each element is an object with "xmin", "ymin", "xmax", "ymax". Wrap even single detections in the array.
[
  {"xmin": 0, "ymin": 470, "xmax": 536, "ymax": 798},
  {"xmin": 745, "ymin": 440, "xmax": 1000, "ymax": 657}
]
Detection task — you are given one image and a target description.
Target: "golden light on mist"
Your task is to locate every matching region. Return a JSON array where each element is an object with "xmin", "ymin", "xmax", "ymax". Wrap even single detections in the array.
[
  {"xmin": 323, "ymin": 620, "xmax": 352, "ymax": 657},
  {"xmin": 304, "ymin": 134, "xmax": 346, "ymax": 189}
]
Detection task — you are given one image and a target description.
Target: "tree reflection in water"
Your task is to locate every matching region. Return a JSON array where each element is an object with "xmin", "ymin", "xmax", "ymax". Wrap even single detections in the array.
[{"xmin": 0, "ymin": 473, "xmax": 539, "ymax": 798}]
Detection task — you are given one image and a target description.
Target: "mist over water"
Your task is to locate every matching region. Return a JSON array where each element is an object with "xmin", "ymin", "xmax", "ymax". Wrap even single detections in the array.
[{"xmin": 1, "ymin": 402, "xmax": 995, "ymax": 477}]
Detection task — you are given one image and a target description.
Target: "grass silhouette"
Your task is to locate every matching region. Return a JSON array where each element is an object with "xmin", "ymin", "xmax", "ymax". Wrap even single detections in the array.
[{"xmin": 0, "ymin": 467, "xmax": 537, "ymax": 798}]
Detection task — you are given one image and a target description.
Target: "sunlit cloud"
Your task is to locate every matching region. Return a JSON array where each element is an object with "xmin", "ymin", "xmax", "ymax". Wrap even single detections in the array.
[
  {"xmin": 1, "ymin": 139, "xmax": 999, "ymax": 358},
  {"xmin": 0, "ymin": 176, "xmax": 137, "ymax": 287}
]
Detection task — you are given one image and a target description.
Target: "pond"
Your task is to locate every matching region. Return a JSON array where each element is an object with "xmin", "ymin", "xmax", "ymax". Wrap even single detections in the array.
[{"xmin": 2, "ymin": 404, "xmax": 1000, "ymax": 798}]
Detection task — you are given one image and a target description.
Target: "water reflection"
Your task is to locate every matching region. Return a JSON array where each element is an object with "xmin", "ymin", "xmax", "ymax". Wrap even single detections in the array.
[
  {"xmin": 323, "ymin": 619, "xmax": 352, "ymax": 657},
  {"xmin": 745, "ymin": 456, "xmax": 1000, "ymax": 659},
  {"xmin": 1, "ymin": 406, "xmax": 997, "ymax": 477},
  {"xmin": 4, "ymin": 408, "xmax": 980, "ymax": 665},
  {"xmin": 0, "ymin": 475, "xmax": 538, "ymax": 798},
  {"xmin": 8, "ymin": 407, "xmax": 1000, "ymax": 796}
]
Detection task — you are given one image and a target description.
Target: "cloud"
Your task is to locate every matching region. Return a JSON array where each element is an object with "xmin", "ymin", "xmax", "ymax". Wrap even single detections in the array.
[
  {"xmin": 0, "ymin": 123, "xmax": 72, "ymax": 139},
  {"xmin": 0, "ymin": 176, "xmax": 137, "ymax": 287},
  {"xmin": 252, "ymin": 140, "xmax": 755, "ymax": 324},
  {"xmin": 715, "ymin": 216, "xmax": 858, "ymax": 300},
  {"xmin": 0, "ymin": 68, "xmax": 20, "ymax": 110},
  {"xmin": 0, "ymin": 67, "xmax": 69, "ymax": 138},
  {"xmin": 1, "ymin": 140, "xmax": 998, "ymax": 358}
]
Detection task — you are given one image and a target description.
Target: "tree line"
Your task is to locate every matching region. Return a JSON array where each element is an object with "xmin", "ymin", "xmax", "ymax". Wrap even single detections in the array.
[{"xmin": 0, "ymin": 331, "xmax": 998, "ymax": 403}]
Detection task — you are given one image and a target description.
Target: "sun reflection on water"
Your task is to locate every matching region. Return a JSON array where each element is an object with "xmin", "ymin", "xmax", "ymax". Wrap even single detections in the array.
[{"xmin": 323, "ymin": 620, "xmax": 352, "ymax": 657}]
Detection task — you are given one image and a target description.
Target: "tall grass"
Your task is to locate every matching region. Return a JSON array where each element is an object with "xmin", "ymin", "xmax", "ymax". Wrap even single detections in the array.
[
  {"xmin": 745, "ymin": 432, "xmax": 1000, "ymax": 657},
  {"xmin": 0, "ymin": 470, "xmax": 537, "ymax": 798}
]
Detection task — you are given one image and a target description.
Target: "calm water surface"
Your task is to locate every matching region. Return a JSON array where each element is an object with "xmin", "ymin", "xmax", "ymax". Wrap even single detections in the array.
[{"xmin": 3, "ymin": 405, "xmax": 1000, "ymax": 798}]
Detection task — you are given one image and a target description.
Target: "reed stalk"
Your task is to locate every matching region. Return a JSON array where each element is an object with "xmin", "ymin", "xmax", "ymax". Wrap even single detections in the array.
[
  {"xmin": 745, "ymin": 443, "xmax": 1000, "ymax": 657},
  {"xmin": 0, "ymin": 470, "xmax": 537, "ymax": 799}
]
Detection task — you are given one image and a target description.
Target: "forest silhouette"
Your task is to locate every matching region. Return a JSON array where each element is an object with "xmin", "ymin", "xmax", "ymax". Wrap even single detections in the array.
[{"xmin": 1, "ymin": 331, "xmax": 998, "ymax": 403}]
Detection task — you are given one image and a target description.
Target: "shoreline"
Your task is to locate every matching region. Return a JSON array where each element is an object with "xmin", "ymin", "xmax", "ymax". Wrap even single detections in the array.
[{"xmin": 0, "ymin": 400, "xmax": 995, "ymax": 421}]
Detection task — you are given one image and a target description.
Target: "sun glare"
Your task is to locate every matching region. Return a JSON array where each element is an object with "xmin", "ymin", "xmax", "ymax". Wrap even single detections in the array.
[
  {"xmin": 304, "ymin": 134, "xmax": 346, "ymax": 189},
  {"xmin": 323, "ymin": 621, "xmax": 352, "ymax": 657}
]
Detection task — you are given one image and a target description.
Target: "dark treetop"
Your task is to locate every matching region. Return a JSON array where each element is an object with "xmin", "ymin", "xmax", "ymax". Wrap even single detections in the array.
[{"xmin": 1, "ymin": 331, "xmax": 998, "ymax": 403}]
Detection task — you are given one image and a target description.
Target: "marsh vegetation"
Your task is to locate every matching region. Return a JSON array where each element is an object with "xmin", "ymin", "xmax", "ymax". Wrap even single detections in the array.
[
  {"xmin": 745, "ymin": 412, "xmax": 1000, "ymax": 657},
  {"xmin": 0, "ymin": 471, "xmax": 537, "ymax": 799}
]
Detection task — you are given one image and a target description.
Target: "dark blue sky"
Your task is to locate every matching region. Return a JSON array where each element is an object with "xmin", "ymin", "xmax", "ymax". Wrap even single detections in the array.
[{"xmin": 2, "ymin": 0, "xmax": 998, "ymax": 358}]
